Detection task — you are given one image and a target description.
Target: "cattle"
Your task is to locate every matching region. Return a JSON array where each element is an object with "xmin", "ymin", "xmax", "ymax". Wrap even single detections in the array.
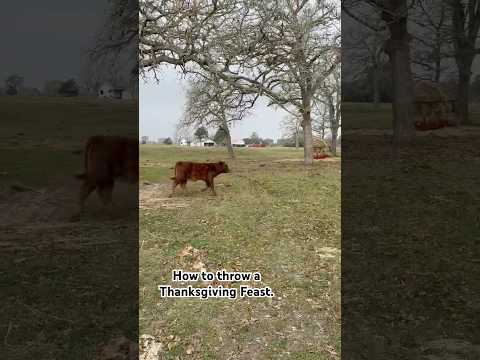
[
  {"xmin": 171, "ymin": 161, "xmax": 230, "ymax": 196},
  {"xmin": 74, "ymin": 135, "xmax": 138, "ymax": 215}
]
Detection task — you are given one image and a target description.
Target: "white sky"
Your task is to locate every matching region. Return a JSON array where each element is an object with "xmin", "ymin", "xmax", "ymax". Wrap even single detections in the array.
[{"xmin": 139, "ymin": 67, "xmax": 288, "ymax": 142}]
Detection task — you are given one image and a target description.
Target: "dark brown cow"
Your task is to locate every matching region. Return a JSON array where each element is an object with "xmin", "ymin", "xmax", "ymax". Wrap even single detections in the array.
[
  {"xmin": 75, "ymin": 135, "xmax": 138, "ymax": 215},
  {"xmin": 171, "ymin": 161, "xmax": 230, "ymax": 196}
]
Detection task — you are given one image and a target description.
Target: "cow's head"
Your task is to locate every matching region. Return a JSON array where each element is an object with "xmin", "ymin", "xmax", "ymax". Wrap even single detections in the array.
[{"xmin": 216, "ymin": 161, "xmax": 230, "ymax": 174}]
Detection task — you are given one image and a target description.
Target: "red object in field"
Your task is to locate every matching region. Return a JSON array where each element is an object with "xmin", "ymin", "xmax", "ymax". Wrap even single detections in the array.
[
  {"xmin": 415, "ymin": 119, "xmax": 449, "ymax": 131},
  {"xmin": 313, "ymin": 154, "xmax": 329, "ymax": 160}
]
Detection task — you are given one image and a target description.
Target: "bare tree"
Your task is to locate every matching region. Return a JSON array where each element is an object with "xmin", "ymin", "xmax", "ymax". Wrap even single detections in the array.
[
  {"xmin": 5, "ymin": 74, "xmax": 24, "ymax": 95},
  {"xmin": 91, "ymin": 0, "xmax": 137, "ymax": 62},
  {"xmin": 84, "ymin": 0, "xmax": 138, "ymax": 95},
  {"xmin": 312, "ymin": 108, "xmax": 328, "ymax": 139},
  {"xmin": 343, "ymin": 8, "xmax": 389, "ymax": 106},
  {"xmin": 315, "ymin": 66, "xmax": 341, "ymax": 155},
  {"xmin": 140, "ymin": 0, "xmax": 340, "ymax": 165},
  {"xmin": 280, "ymin": 113, "xmax": 303, "ymax": 149},
  {"xmin": 343, "ymin": 0, "xmax": 416, "ymax": 143},
  {"xmin": 410, "ymin": 1, "xmax": 452, "ymax": 83},
  {"xmin": 181, "ymin": 74, "xmax": 258, "ymax": 158},
  {"xmin": 448, "ymin": 0, "xmax": 480, "ymax": 125},
  {"xmin": 411, "ymin": 0, "xmax": 480, "ymax": 125},
  {"xmin": 174, "ymin": 122, "xmax": 193, "ymax": 144}
]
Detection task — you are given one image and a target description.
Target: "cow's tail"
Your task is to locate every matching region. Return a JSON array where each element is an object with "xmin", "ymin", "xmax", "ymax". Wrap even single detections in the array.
[{"xmin": 74, "ymin": 138, "xmax": 94, "ymax": 180}]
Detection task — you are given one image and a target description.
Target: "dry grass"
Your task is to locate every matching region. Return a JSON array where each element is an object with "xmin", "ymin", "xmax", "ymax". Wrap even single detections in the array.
[{"xmin": 140, "ymin": 145, "xmax": 341, "ymax": 359}]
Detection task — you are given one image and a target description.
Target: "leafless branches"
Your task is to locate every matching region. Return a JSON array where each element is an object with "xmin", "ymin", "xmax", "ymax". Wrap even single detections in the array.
[
  {"xmin": 180, "ymin": 73, "xmax": 259, "ymax": 157},
  {"xmin": 140, "ymin": 0, "xmax": 340, "ymax": 164}
]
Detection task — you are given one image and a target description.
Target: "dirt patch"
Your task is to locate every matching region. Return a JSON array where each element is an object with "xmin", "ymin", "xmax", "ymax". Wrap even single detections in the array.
[
  {"xmin": 140, "ymin": 183, "xmax": 188, "ymax": 210},
  {"xmin": 274, "ymin": 157, "xmax": 340, "ymax": 163},
  {"xmin": 0, "ymin": 177, "xmax": 137, "ymax": 226}
]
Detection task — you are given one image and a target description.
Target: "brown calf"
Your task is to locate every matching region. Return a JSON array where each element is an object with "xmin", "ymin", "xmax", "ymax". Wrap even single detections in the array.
[
  {"xmin": 75, "ymin": 135, "xmax": 138, "ymax": 215},
  {"xmin": 171, "ymin": 161, "xmax": 230, "ymax": 196}
]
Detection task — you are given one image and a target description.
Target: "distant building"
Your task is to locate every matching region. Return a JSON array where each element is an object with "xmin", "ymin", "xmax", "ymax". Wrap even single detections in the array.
[
  {"xmin": 190, "ymin": 139, "xmax": 216, "ymax": 147},
  {"xmin": 98, "ymin": 82, "xmax": 135, "ymax": 100},
  {"xmin": 232, "ymin": 139, "xmax": 246, "ymax": 147},
  {"xmin": 202, "ymin": 139, "xmax": 216, "ymax": 147},
  {"xmin": 178, "ymin": 138, "xmax": 217, "ymax": 147}
]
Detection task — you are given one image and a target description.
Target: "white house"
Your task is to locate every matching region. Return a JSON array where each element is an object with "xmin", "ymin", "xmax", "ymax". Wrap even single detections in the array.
[
  {"xmin": 203, "ymin": 139, "xmax": 216, "ymax": 147},
  {"xmin": 191, "ymin": 139, "xmax": 216, "ymax": 147},
  {"xmin": 232, "ymin": 139, "xmax": 246, "ymax": 147},
  {"xmin": 98, "ymin": 82, "xmax": 135, "ymax": 100}
]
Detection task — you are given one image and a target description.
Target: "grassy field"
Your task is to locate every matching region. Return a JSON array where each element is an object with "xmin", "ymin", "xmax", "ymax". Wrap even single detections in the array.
[
  {"xmin": 342, "ymin": 102, "xmax": 480, "ymax": 357},
  {"xmin": 139, "ymin": 145, "xmax": 341, "ymax": 359},
  {"xmin": 0, "ymin": 96, "xmax": 136, "ymax": 187},
  {"xmin": 342, "ymin": 101, "xmax": 480, "ymax": 129},
  {"xmin": 0, "ymin": 96, "xmax": 138, "ymax": 359}
]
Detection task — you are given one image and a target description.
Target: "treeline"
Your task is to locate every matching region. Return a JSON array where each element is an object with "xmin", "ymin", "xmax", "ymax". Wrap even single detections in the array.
[
  {"xmin": 344, "ymin": 72, "xmax": 480, "ymax": 104},
  {"xmin": 0, "ymin": 74, "xmax": 82, "ymax": 97}
]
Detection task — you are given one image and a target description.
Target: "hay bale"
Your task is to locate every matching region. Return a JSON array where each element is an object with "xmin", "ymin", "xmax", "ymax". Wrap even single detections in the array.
[
  {"xmin": 414, "ymin": 80, "xmax": 452, "ymax": 127},
  {"xmin": 414, "ymin": 80, "xmax": 448, "ymax": 103},
  {"xmin": 312, "ymin": 137, "xmax": 331, "ymax": 158},
  {"xmin": 312, "ymin": 137, "xmax": 330, "ymax": 151}
]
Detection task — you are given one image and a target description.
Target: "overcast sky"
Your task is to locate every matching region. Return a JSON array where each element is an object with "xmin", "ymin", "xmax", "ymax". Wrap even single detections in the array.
[
  {"xmin": 0, "ymin": 1, "xmax": 107, "ymax": 89},
  {"xmin": 140, "ymin": 67, "xmax": 288, "ymax": 142}
]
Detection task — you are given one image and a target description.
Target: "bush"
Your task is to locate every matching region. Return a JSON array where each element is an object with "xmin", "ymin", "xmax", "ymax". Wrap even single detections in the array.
[
  {"xmin": 58, "ymin": 79, "xmax": 79, "ymax": 97},
  {"xmin": 6, "ymin": 86, "xmax": 17, "ymax": 96}
]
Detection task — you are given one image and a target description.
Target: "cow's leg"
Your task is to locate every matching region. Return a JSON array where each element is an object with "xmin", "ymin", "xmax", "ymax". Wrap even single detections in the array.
[
  {"xmin": 201, "ymin": 180, "xmax": 209, "ymax": 192},
  {"xmin": 98, "ymin": 182, "xmax": 114, "ymax": 205},
  {"xmin": 206, "ymin": 174, "xmax": 216, "ymax": 196},
  {"xmin": 71, "ymin": 181, "xmax": 95, "ymax": 221},
  {"xmin": 180, "ymin": 181, "xmax": 187, "ymax": 191}
]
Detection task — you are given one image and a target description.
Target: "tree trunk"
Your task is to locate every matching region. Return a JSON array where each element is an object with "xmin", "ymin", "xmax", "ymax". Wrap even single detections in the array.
[
  {"xmin": 450, "ymin": 0, "xmax": 478, "ymax": 126},
  {"xmin": 329, "ymin": 101, "xmax": 338, "ymax": 156},
  {"xmin": 456, "ymin": 59, "xmax": 473, "ymax": 125},
  {"xmin": 222, "ymin": 118, "xmax": 235, "ymax": 159},
  {"xmin": 295, "ymin": 129, "xmax": 299, "ymax": 149},
  {"xmin": 302, "ymin": 111, "xmax": 314, "ymax": 166},
  {"xmin": 373, "ymin": 66, "xmax": 381, "ymax": 108},
  {"xmin": 331, "ymin": 130, "xmax": 337, "ymax": 157},
  {"xmin": 434, "ymin": 45, "xmax": 441, "ymax": 83},
  {"xmin": 384, "ymin": 4, "xmax": 415, "ymax": 144}
]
